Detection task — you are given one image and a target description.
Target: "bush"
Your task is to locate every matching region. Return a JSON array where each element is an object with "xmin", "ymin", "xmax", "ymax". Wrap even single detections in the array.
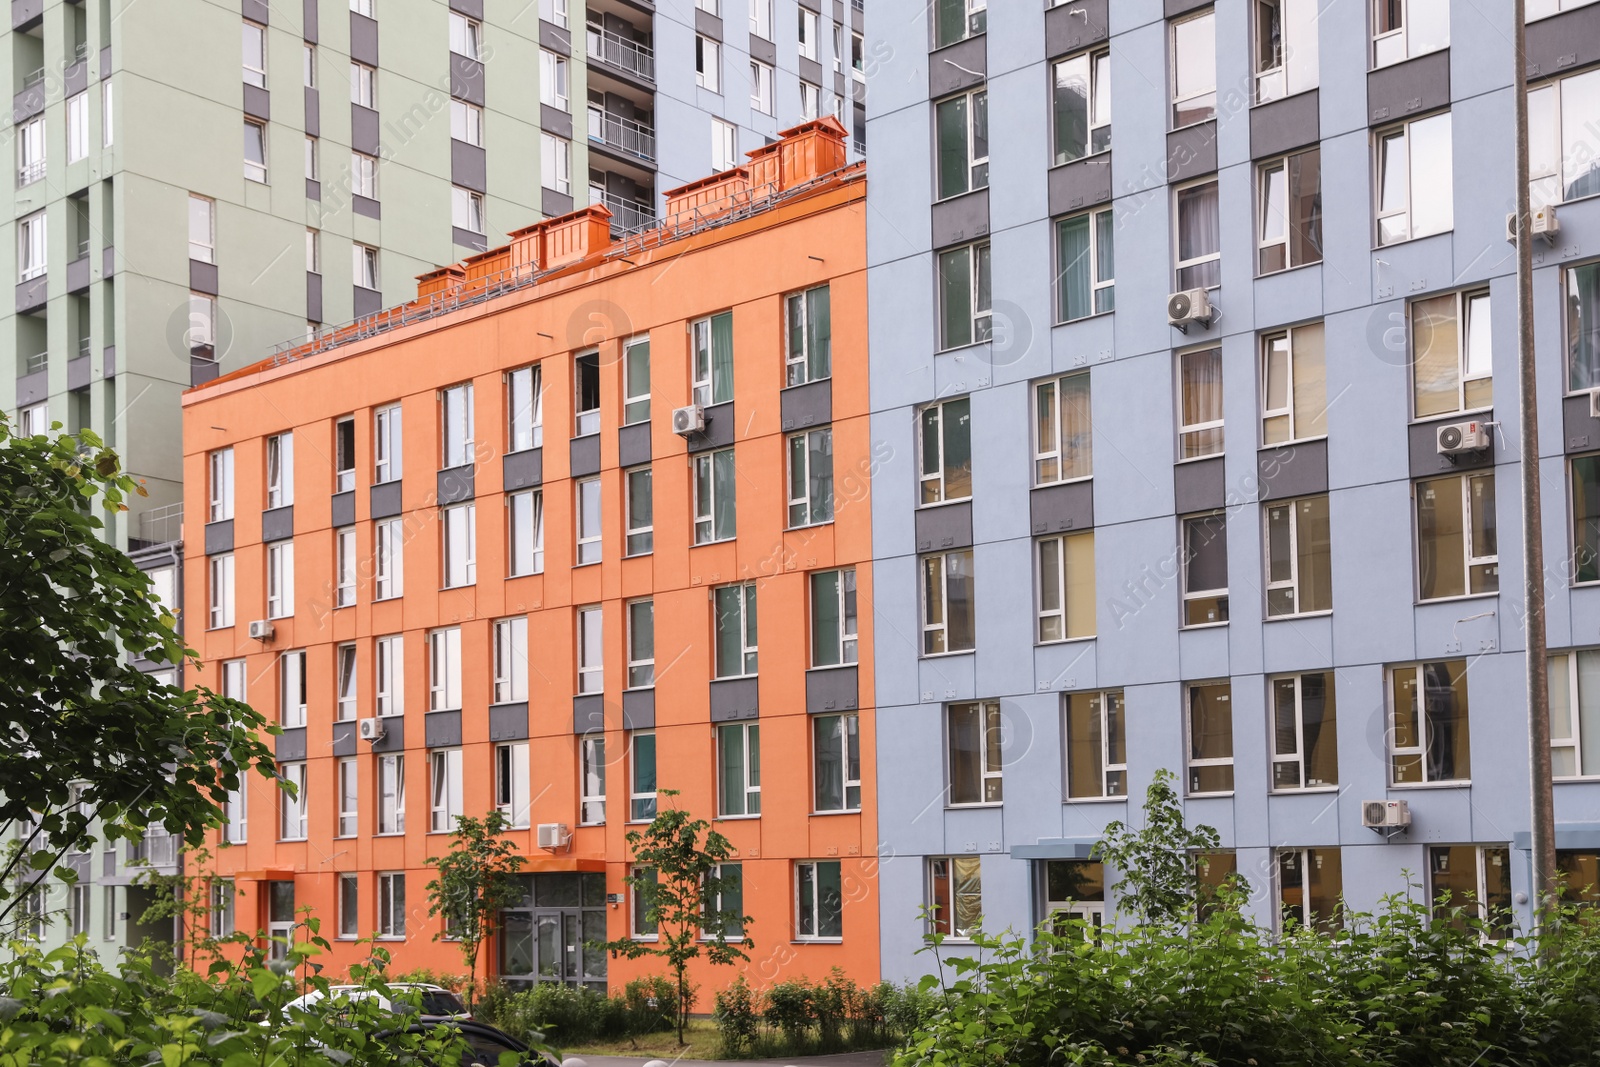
[
  {"xmin": 473, "ymin": 976, "xmax": 676, "ymax": 1047},
  {"xmin": 712, "ymin": 974, "xmax": 760, "ymax": 1056},
  {"xmin": 762, "ymin": 978, "xmax": 814, "ymax": 1047}
]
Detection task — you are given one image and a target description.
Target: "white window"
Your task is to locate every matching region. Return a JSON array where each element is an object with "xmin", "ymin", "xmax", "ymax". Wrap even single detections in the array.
[
  {"xmin": 718, "ymin": 722, "xmax": 761, "ymax": 816},
  {"xmin": 628, "ymin": 599, "xmax": 654, "ymax": 688},
  {"xmin": 812, "ymin": 714, "xmax": 861, "ymax": 813},
  {"xmin": 243, "ymin": 20, "xmax": 267, "ymax": 87},
  {"xmin": 1181, "ymin": 511, "xmax": 1228, "ymax": 627},
  {"xmin": 508, "ymin": 489, "xmax": 545, "ymax": 576},
  {"xmin": 711, "ymin": 118, "xmax": 736, "ymax": 170},
  {"xmin": 1389, "ymin": 659, "xmax": 1471, "ymax": 783},
  {"xmin": 928, "ymin": 857, "xmax": 982, "ymax": 939},
  {"xmin": 692, "ymin": 312, "xmax": 734, "ymax": 406},
  {"xmin": 337, "ymin": 757, "xmax": 358, "ymax": 837},
  {"xmin": 493, "ymin": 616, "xmax": 528, "ymax": 704},
  {"xmin": 16, "ymin": 117, "xmax": 44, "ymax": 185},
  {"xmin": 335, "ymin": 527, "xmax": 356, "ymax": 607},
  {"xmin": 918, "ymin": 396, "xmax": 972, "ymax": 504},
  {"xmin": 353, "ymin": 241, "xmax": 379, "ymax": 287},
  {"xmin": 580, "ymin": 736, "xmax": 606, "ymax": 824},
  {"xmin": 495, "ymin": 742, "xmax": 530, "ymax": 827},
  {"xmin": 350, "ymin": 62, "xmax": 376, "ymax": 107},
  {"xmin": 626, "ymin": 468, "xmax": 653, "ymax": 556},
  {"xmin": 1170, "ymin": 9, "xmax": 1216, "ymax": 127},
  {"xmin": 1410, "ymin": 289, "xmax": 1492, "ymax": 418},
  {"xmin": 1257, "ymin": 148, "xmax": 1323, "ymax": 275},
  {"xmin": 1416, "ymin": 471, "xmax": 1499, "ymax": 600},
  {"xmin": 1530, "ymin": 0, "xmax": 1600, "ymax": 15},
  {"xmin": 1254, "ymin": 0, "xmax": 1319, "ymax": 103},
  {"xmin": 1065, "ymin": 690, "xmax": 1127, "ymax": 799},
  {"xmin": 934, "ymin": 88, "xmax": 988, "ymax": 201},
  {"xmin": 937, "ymin": 241, "xmax": 991, "ymax": 349},
  {"xmin": 1372, "ymin": 0, "xmax": 1449, "ymax": 68},
  {"xmin": 750, "ymin": 60, "xmax": 774, "ymax": 115},
  {"xmin": 265, "ymin": 432, "xmax": 293, "ymax": 508},
  {"xmin": 539, "ymin": 0, "xmax": 568, "ymax": 28},
  {"xmin": 1270, "ymin": 672, "xmax": 1339, "ymax": 790},
  {"xmin": 1265, "ymin": 494, "xmax": 1333, "ymax": 616},
  {"xmin": 306, "ymin": 228, "xmax": 321, "ymax": 273},
  {"xmin": 631, "ymin": 867, "xmax": 658, "ymax": 937},
  {"xmin": 223, "ymin": 777, "xmax": 248, "ymax": 843},
  {"xmin": 1185, "ymin": 681, "xmax": 1234, "ymax": 794},
  {"xmin": 696, "ymin": 0, "xmax": 718, "ymax": 12},
  {"xmin": 305, "ymin": 135, "xmax": 321, "ymax": 183},
  {"xmin": 1278, "ymin": 848, "xmax": 1342, "ymax": 932},
  {"xmin": 221, "ymin": 658, "xmax": 247, "ymax": 701},
  {"xmin": 947, "ymin": 700, "xmax": 1003, "ymax": 804},
  {"xmin": 450, "ymin": 99, "xmax": 482, "ymax": 146},
  {"xmin": 508, "ymin": 365, "xmax": 543, "ymax": 451},
  {"xmin": 452, "ymin": 187, "xmax": 484, "ymax": 234},
  {"xmin": 1034, "ymin": 373, "xmax": 1092, "ymax": 484},
  {"xmin": 933, "ymin": 0, "xmax": 986, "ymax": 47},
  {"xmin": 336, "ymin": 642, "xmax": 357, "ymax": 720},
  {"xmin": 798, "ymin": 8, "xmax": 819, "ymax": 59},
  {"xmin": 279, "ymin": 762, "xmax": 308, "ymax": 840},
  {"xmin": 430, "ymin": 748, "xmax": 464, "ymax": 833},
  {"xmin": 1529, "ymin": 68, "xmax": 1600, "ymax": 208},
  {"xmin": 373, "ymin": 403, "xmax": 401, "ymax": 482},
  {"xmin": 576, "ymin": 476, "xmax": 602, "ymax": 564},
  {"xmin": 1428, "ymin": 845, "xmax": 1513, "ymax": 937},
  {"xmin": 629, "ymin": 731, "xmax": 657, "ymax": 821},
  {"xmin": 713, "ymin": 583, "xmax": 759, "ymax": 679},
  {"xmin": 750, "ymin": 0, "xmax": 772, "ymax": 40},
  {"xmin": 17, "ymin": 403, "xmax": 48, "ymax": 438},
  {"xmin": 209, "ymin": 448, "xmax": 235, "ymax": 521},
  {"xmin": 1052, "ymin": 49, "xmax": 1111, "ymax": 165},
  {"xmin": 833, "ymin": 23, "xmax": 842, "ymax": 72},
  {"xmin": 429, "ymin": 627, "xmax": 462, "ymax": 711},
  {"xmin": 351, "ymin": 0, "xmax": 374, "ymax": 15},
  {"xmin": 697, "ymin": 36, "xmax": 721, "ymax": 93},
  {"xmin": 1261, "ymin": 322, "xmax": 1327, "ymax": 443},
  {"xmin": 211, "ymin": 880, "xmax": 235, "ymax": 936},
  {"xmin": 810, "ymin": 568, "xmax": 858, "ymax": 667},
  {"xmin": 66, "ymin": 91, "xmax": 88, "ymax": 162},
  {"xmin": 337, "ymin": 875, "xmax": 357, "ymax": 938},
  {"xmin": 1036, "ymin": 532, "xmax": 1096, "ymax": 642},
  {"xmin": 921, "ymin": 550, "xmax": 976, "ymax": 655},
  {"xmin": 352, "ymin": 152, "xmax": 378, "ymax": 200},
  {"xmin": 577, "ymin": 605, "xmax": 604, "ymax": 694},
  {"xmin": 267, "ymin": 542, "xmax": 295, "ymax": 619},
  {"xmin": 304, "ymin": 42, "xmax": 316, "ymax": 87},
  {"xmin": 787, "ymin": 428, "xmax": 834, "ymax": 528},
  {"xmin": 377, "ymin": 872, "xmax": 406, "ymax": 937},
  {"xmin": 694, "ymin": 448, "xmax": 736, "ymax": 544},
  {"xmin": 1376, "ymin": 112, "xmax": 1453, "ymax": 246},
  {"xmin": 1174, "ymin": 178, "xmax": 1221, "ymax": 289},
  {"xmin": 623, "ymin": 336, "xmax": 651, "ymax": 424},
  {"xmin": 101, "ymin": 80, "xmax": 113, "ymax": 146},
  {"xmin": 17, "ymin": 210, "xmax": 45, "ymax": 281},
  {"xmin": 541, "ymin": 133, "xmax": 571, "ymax": 194},
  {"xmin": 244, "ymin": 120, "xmax": 267, "ymax": 182},
  {"xmin": 796, "ymin": 860, "xmax": 843, "ymax": 939},
  {"xmin": 377, "ymin": 754, "xmax": 406, "ymax": 834},
  {"xmin": 189, "ymin": 195, "xmax": 215, "ymax": 263},
  {"xmin": 376, "ymin": 634, "xmax": 404, "ymax": 716},
  {"xmin": 785, "ymin": 284, "xmax": 832, "ymax": 386},
  {"xmin": 799, "ymin": 80, "xmax": 820, "ymax": 119},
  {"xmin": 444, "ymin": 502, "xmax": 473, "ymax": 588},
  {"xmin": 279, "ymin": 650, "xmax": 307, "ymax": 727},
  {"xmin": 1550, "ymin": 649, "xmax": 1600, "ymax": 778},
  {"xmin": 189, "ymin": 293, "xmax": 217, "ymax": 351},
  {"xmin": 1056, "ymin": 207, "xmax": 1115, "ymax": 322},
  {"xmin": 441, "ymin": 382, "xmax": 474, "ymax": 468},
  {"xmin": 540, "ymin": 49, "xmax": 569, "ymax": 111},
  {"xmin": 374, "ymin": 518, "xmax": 403, "ymax": 599},
  {"xmin": 1177, "ymin": 345, "xmax": 1224, "ymax": 459},
  {"xmin": 448, "ymin": 12, "xmax": 481, "ymax": 59},
  {"xmin": 209, "ymin": 554, "xmax": 235, "ymax": 629}
]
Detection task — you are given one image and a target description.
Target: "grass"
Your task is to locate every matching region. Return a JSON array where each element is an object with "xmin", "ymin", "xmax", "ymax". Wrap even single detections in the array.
[{"xmin": 560, "ymin": 1018, "xmax": 722, "ymax": 1058}]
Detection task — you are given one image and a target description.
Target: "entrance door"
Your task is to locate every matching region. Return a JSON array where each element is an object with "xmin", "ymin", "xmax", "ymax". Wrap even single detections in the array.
[{"xmin": 266, "ymin": 881, "xmax": 295, "ymax": 961}]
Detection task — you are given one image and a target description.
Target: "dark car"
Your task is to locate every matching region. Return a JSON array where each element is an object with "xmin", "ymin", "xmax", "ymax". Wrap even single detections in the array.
[{"xmin": 381, "ymin": 1017, "xmax": 560, "ymax": 1067}]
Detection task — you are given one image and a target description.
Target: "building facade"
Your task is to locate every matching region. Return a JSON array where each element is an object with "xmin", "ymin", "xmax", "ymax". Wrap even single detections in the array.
[
  {"xmin": 3, "ymin": 0, "xmax": 863, "ymax": 957},
  {"xmin": 866, "ymin": 0, "xmax": 1600, "ymax": 976},
  {"xmin": 180, "ymin": 120, "xmax": 879, "ymax": 993}
]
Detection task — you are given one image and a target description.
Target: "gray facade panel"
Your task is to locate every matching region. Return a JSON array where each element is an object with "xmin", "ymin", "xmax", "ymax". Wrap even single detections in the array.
[
  {"xmin": 1029, "ymin": 481, "xmax": 1094, "ymax": 534},
  {"xmin": 306, "ymin": 178, "xmax": 321, "ymax": 201},
  {"xmin": 370, "ymin": 479, "xmax": 403, "ymax": 517},
  {"xmin": 1408, "ymin": 413, "xmax": 1497, "ymax": 479},
  {"xmin": 504, "ymin": 448, "xmax": 543, "ymax": 490},
  {"xmin": 16, "ymin": 275, "xmax": 46, "ymax": 313},
  {"xmin": 66, "ymin": 354, "xmax": 90, "ymax": 392},
  {"xmin": 371, "ymin": 715, "xmax": 404, "ymax": 753},
  {"xmin": 1173, "ymin": 458, "xmax": 1225, "ymax": 514},
  {"xmin": 540, "ymin": 19, "xmax": 571, "ymax": 56},
  {"xmin": 688, "ymin": 401, "xmax": 736, "ymax": 453},
  {"xmin": 806, "ymin": 666, "xmax": 858, "ymax": 712},
  {"xmin": 11, "ymin": 81, "xmax": 44, "ymax": 123},
  {"xmin": 349, "ymin": 11, "xmax": 379, "ymax": 65},
  {"xmin": 749, "ymin": 34, "xmax": 776, "ymax": 65},
  {"xmin": 694, "ymin": 7, "xmax": 722, "ymax": 39},
  {"xmin": 1564, "ymin": 394, "xmax": 1600, "ymax": 455},
  {"xmin": 490, "ymin": 703, "xmax": 530, "ymax": 741},
  {"xmin": 915, "ymin": 501, "xmax": 974, "ymax": 552},
  {"xmin": 622, "ymin": 689, "xmax": 656, "ymax": 730},
  {"xmin": 14, "ymin": 368, "xmax": 44, "ymax": 405},
  {"xmin": 190, "ymin": 259, "xmax": 219, "ymax": 295},
  {"xmin": 353, "ymin": 195, "xmax": 381, "ymax": 220},
  {"xmin": 1044, "ymin": 0, "xmax": 1108, "ymax": 57},
  {"xmin": 351, "ymin": 104, "xmax": 380, "ymax": 154},
  {"xmin": 1527, "ymin": 6, "xmax": 1600, "ymax": 78},
  {"xmin": 103, "ymin": 346, "xmax": 115, "ymax": 378},
  {"xmin": 1164, "ymin": 0, "xmax": 1213, "ymax": 15},
  {"xmin": 353, "ymin": 285, "xmax": 382, "ymax": 316},
  {"xmin": 425, "ymin": 710, "xmax": 463, "ymax": 748},
  {"xmin": 709, "ymin": 678, "xmax": 759, "ymax": 721},
  {"xmin": 453, "ymin": 227, "xmax": 489, "ymax": 251},
  {"xmin": 67, "ymin": 255, "xmax": 90, "ymax": 293},
  {"xmin": 1167, "ymin": 120, "xmax": 1217, "ymax": 181},
  {"xmin": 542, "ymin": 188, "xmax": 575, "ymax": 217},
  {"xmin": 451, "ymin": 139, "xmax": 487, "ymax": 191},
  {"xmin": 931, "ymin": 188, "xmax": 990, "ymax": 249},
  {"xmin": 11, "ymin": 0, "xmax": 41, "ymax": 29},
  {"xmin": 781, "ymin": 380, "xmax": 832, "ymax": 431},
  {"xmin": 799, "ymin": 56, "xmax": 824, "ymax": 86},
  {"xmin": 928, "ymin": 36, "xmax": 987, "ymax": 98},
  {"xmin": 438, "ymin": 463, "xmax": 475, "ymax": 503},
  {"xmin": 540, "ymin": 104, "xmax": 573, "ymax": 140},
  {"xmin": 450, "ymin": 54, "xmax": 485, "ymax": 104},
  {"xmin": 204, "ymin": 520, "xmax": 234, "ymax": 556},
  {"xmin": 302, "ymin": 0, "xmax": 317, "ymax": 41},
  {"xmin": 1258, "ymin": 441, "xmax": 1330, "ymax": 500},
  {"xmin": 243, "ymin": 84, "xmax": 271, "ymax": 121},
  {"xmin": 275, "ymin": 727, "xmax": 307, "ymax": 762},
  {"xmin": 307, "ymin": 271, "xmax": 323, "ymax": 322},
  {"xmin": 573, "ymin": 695, "xmax": 605, "ymax": 734},
  {"xmin": 618, "ymin": 423, "xmax": 651, "ymax": 467},
  {"xmin": 304, "ymin": 87, "xmax": 320, "ymax": 136},
  {"xmin": 102, "ymin": 245, "xmax": 114, "ymax": 277},
  {"xmin": 1366, "ymin": 49, "xmax": 1451, "ymax": 126},
  {"xmin": 241, "ymin": 0, "xmax": 268, "ymax": 23},
  {"xmin": 1250, "ymin": 90, "xmax": 1319, "ymax": 160},
  {"xmin": 1047, "ymin": 156, "xmax": 1112, "ymax": 215},
  {"xmin": 63, "ymin": 58, "xmax": 87, "ymax": 96},
  {"xmin": 331, "ymin": 721, "xmax": 355, "ymax": 757},
  {"xmin": 330, "ymin": 490, "xmax": 355, "ymax": 528},
  {"xmin": 262, "ymin": 505, "xmax": 295, "ymax": 542},
  {"xmin": 448, "ymin": 0, "xmax": 482, "ymax": 18},
  {"xmin": 570, "ymin": 434, "xmax": 601, "ymax": 477}
]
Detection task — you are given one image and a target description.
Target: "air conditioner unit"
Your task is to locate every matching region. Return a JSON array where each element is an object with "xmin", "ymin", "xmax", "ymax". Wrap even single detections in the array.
[
  {"xmin": 1436, "ymin": 420, "xmax": 1491, "ymax": 457},
  {"xmin": 1362, "ymin": 799, "xmax": 1411, "ymax": 830},
  {"xmin": 1506, "ymin": 205, "xmax": 1561, "ymax": 244},
  {"xmin": 536, "ymin": 822, "xmax": 570, "ymax": 850},
  {"xmin": 248, "ymin": 620, "xmax": 274, "ymax": 640},
  {"xmin": 671, "ymin": 404, "xmax": 706, "ymax": 436},
  {"xmin": 357, "ymin": 717, "xmax": 385, "ymax": 743},
  {"xmin": 1167, "ymin": 288, "xmax": 1213, "ymax": 333}
]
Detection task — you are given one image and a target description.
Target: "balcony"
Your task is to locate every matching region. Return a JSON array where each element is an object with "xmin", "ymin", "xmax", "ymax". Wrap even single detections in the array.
[
  {"xmin": 16, "ymin": 159, "xmax": 42, "ymax": 187},
  {"xmin": 137, "ymin": 502, "xmax": 183, "ymax": 548},
  {"xmin": 125, "ymin": 830, "xmax": 177, "ymax": 869},
  {"xmin": 22, "ymin": 350, "xmax": 46, "ymax": 374},
  {"xmin": 599, "ymin": 190, "xmax": 655, "ymax": 233},
  {"xmin": 588, "ymin": 106, "xmax": 655, "ymax": 163},
  {"xmin": 586, "ymin": 24, "xmax": 654, "ymax": 82}
]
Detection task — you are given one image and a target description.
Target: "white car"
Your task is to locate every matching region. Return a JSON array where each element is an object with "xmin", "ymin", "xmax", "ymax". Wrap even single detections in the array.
[{"xmin": 281, "ymin": 983, "xmax": 469, "ymax": 1020}]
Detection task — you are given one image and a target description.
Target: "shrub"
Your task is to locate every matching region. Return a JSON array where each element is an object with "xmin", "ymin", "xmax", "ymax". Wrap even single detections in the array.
[
  {"xmin": 762, "ymin": 979, "xmax": 815, "ymax": 1047},
  {"xmin": 712, "ymin": 974, "xmax": 760, "ymax": 1056}
]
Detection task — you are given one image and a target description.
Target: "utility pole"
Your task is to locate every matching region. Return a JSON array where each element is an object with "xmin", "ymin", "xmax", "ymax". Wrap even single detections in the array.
[{"xmin": 1513, "ymin": 0, "xmax": 1557, "ymax": 926}]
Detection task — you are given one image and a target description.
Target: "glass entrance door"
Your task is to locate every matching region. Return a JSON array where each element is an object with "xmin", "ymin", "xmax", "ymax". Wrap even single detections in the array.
[{"xmin": 499, "ymin": 873, "xmax": 608, "ymax": 992}]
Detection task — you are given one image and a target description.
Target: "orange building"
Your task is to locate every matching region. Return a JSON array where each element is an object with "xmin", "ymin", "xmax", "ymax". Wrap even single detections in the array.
[{"xmin": 181, "ymin": 120, "xmax": 878, "ymax": 994}]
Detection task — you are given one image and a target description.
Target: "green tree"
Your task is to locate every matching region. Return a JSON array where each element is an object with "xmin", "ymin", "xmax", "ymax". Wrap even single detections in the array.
[
  {"xmin": 1092, "ymin": 768, "xmax": 1226, "ymax": 925},
  {"xmin": 603, "ymin": 789, "xmax": 753, "ymax": 1045},
  {"xmin": 0, "ymin": 414, "xmax": 277, "ymax": 929},
  {"xmin": 425, "ymin": 811, "xmax": 526, "ymax": 1008}
]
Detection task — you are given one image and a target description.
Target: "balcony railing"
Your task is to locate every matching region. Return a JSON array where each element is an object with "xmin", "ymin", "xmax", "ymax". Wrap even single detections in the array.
[
  {"xmin": 598, "ymin": 191, "xmax": 656, "ymax": 234},
  {"xmin": 22, "ymin": 351, "xmax": 48, "ymax": 374},
  {"xmin": 76, "ymin": 337, "xmax": 91, "ymax": 360},
  {"xmin": 125, "ymin": 830, "xmax": 176, "ymax": 868},
  {"xmin": 74, "ymin": 237, "xmax": 90, "ymax": 258},
  {"xmin": 588, "ymin": 106, "xmax": 655, "ymax": 162},
  {"xmin": 16, "ymin": 160, "xmax": 44, "ymax": 187},
  {"xmin": 20, "ymin": 66, "xmax": 45, "ymax": 90},
  {"xmin": 138, "ymin": 502, "xmax": 183, "ymax": 546},
  {"xmin": 586, "ymin": 25, "xmax": 654, "ymax": 81}
]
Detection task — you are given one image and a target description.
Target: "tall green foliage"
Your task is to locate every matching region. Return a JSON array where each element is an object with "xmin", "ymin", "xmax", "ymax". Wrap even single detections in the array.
[
  {"xmin": 424, "ymin": 811, "xmax": 527, "ymax": 1008},
  {"xmin": 1092, "ymin": 768, "xmax": 1223, "ymax": 924}
]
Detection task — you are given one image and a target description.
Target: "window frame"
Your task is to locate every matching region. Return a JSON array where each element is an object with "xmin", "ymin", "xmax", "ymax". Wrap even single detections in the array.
[
  {"xmin": 1372, "ymin": 0, "xmax": 1450, "ymax": 68},
  {"xmin": 279, "ymin": 761, "xmax": 308, "ymax": 841},
  {"xmin": 374, "ymin": 403, "xmax": 402, "ymax": 483},
  {"xmin": 374, "ymin": 517, "xmax": 403, "ymax": 600},
  {"xmin": 713, "ymin": 582, "xmax": 759, "ymax": 679},
  {"xmin": 1051, "ymin": 48, "xmax": 1111, "ymax": 166},
  {"xmin": 507, "ymin": 364, "xmax": 544, "ymax": 451},
  {"xmin": 1253, "ymin": 0, "xmax": 1320, "ymax": 103},
  {"xmin": 508, "ymin": 488, "xmax": 545, "ymax": 577},
  {"xmin": 429, "ymin": 748, "xmax": 464, "ymax": 834},
  {"xmin": 440, "ymin": 502, "xmax": 476, "ymax": 589},
  {"xmin": 947, "ymin": 700, "xmax": 1004, "ymax": 806},
  {"xmin": 577, "ymin": 604, "xmax": 604, "ymax": 695},
  {"xmin": 428, "ymin": 627, "xmax": 462, "ymax": 712},
  {"xmin": 1407, "ymin": 288, "xmax": 1492, "ymax": 420},
  {"xmin": 495, "ymin": 741, "xmax": 531, "ymax": 827},
  {"xmin": 1277, "ymin": 847, "xmax": 1342, "ymax": 933},
  {"xmin": 933, "ymin": 87, "xmax": 989, "ymax": 202},
  {"xmin": 278, "ymin": 650, "xmax": 307, "ymax": 728},
  {"xmin": 936, "ymin": 240, "xmax": 992, "ymax": 349},
  {"xmin": 576, "ymin": 475, "xmax": 602, "ymax": 565},
  {"xmin": 1375, "ymin": 111, "xmax": 1454, "ymax": 246},
  {"xmin": 812, "ymin": 712, "xmax": 862, "ymax": 814},
  {"xmin": 1173, "ymin": 177, "xmax": 1222, "ymax": 290},
  {"xmin": 795, "ymin": 859, "xmax": 843, "ymax": 940},
  {"xmin": 265, "ymin": 431, "xmax": 293, "ymax": 508},
  {"xmin": 1176, "ymin": 345, "xmax": 1225, "ymax": 459},
  {"xmin": 1388, "ymin": 659, "xmax": 1472, "ymax": 785},
  {"xmin": 1256, "ymin": 147, "xmax": 1323, "ymax": 275},
  {"xmin": 1035, "ymin": 530, "xmax": 1096, "ymax": 643},
  {"xmin": 334, "ymin": 416, "xmax": 356, "ymax": 492},
  {"xmin": 244, "ymin": 119, "xmax": 268, "ymax": 182},
  {"xmin": 787, "ymin": 426, "xmax": 835, "ymax": 529},
  {"xmin": 717, "ymin": 721, "xmax": 762, "ymax": 817},
  {"xmin": 693, "ymin": 447, "xmax": 737, "ymax": 545},
  {"xmin": 1264, "ymin": 493, "xmax": 1333, "ymax": 618},
  {"xmin": 785, "ymin": 284, "xmax": 833, "ymax": 386},
  {"xmin": 335, "ymin": 642, "xmax": 357, "ymax": 721},
  {"xmin": 208, "ymin": 553, "xmax": 235, "ymax": 629},
  {"xmin": 377, "ymin": 871, "xmax": 406, "ymax": 939},
  {"xmin": 1169, "ymin": 7, "xmax": 1217, "ymax": 128},
  {"xmin": 926, "ymin": 856, "xmax": 982, "ymax": 940},
  {"xmin": 493, "ymin": 616, "xmax": 528, "ymax": 705},
  {"xmin": 622, "ymin": 335, "xmax": 651, "ymax": 425},
  {"xmin": 1033, "ymin": 372, "xmax": 1093, "ymax": 485},
  {"xmin": 932, "ymin": 0, "xmax": 987, "ymax": 49},
  {"xmin": 580, "ymin": 735, "xmax": 606, "ymax": 825},
  {"xmin": 1185, "ymin": 680, "xmax": 1235, "ymax": 795},
  {"xmin": 920, "ymin": 548, "xmax": 976, "ymax": 656},
  {"xmin": 629, "ymin": 730, "xmax": 657, "ymax": 822},
  {"xmin": 627, "ymin": 598, "xmax": 655, "ymax": 689},
  {"xmin": 1260, "ymin": 321, "xmax": 1328, "ymax": 444},
  {"xmin": 376, "ymin": 753, "xmax": 406, "ymax": 835},
  {"xmin": 810, "ymin": 568, "xmax": 859, "ymax": 668},
  {"xmin": 625, "ymin": 466, "xmax": 653, "ymax": 556},
  {"xmin": 376, "ymin": 633, "xmax": 404, "ymax": 717},
  {"xmin": 1055, "ymin": 206, "xmax": 1116, "ymax": 323},
  {"xmin": 1414, "ymin": 470, "xmax": 1499, "ymax": 602},
  {"xmin": 696, "ymin": 34, "xmax": 721, "ymax": 92},
  {"xmin": 336, "ymin": 756, "xmax": 358, "ymax": 838},
  {"xmin": 1269, "ymin": 671, "xmax": 1340, "ymax": 792},
  {"xmin": 1064, "ymin": 690, "xmax": 1128, "ymax": 800},
  {"xmin": 918, "ymin": 396, "xmax": 972, "ymax": 504}
]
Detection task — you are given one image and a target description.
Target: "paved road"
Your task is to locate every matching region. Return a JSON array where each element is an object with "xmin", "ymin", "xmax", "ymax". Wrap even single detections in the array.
[{"xmin": 558, "ymin": 1052, "xmax": 890, "ymax": 1067}]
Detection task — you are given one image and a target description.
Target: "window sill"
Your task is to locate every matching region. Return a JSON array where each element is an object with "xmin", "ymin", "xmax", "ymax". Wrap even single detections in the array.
[
  {"xmin": 1170, "ymin": 115, "xmax": 1217, "ymax": 134},
  {"xmin": 793, "ymin": 937, "xmax": 844, "ymax": 945},
  {"xmin": 1250, "ymin": 86, "xmax": 1318, "ymax": 110},
  {"xmin": 1055, "ymin": 308, "xmax": 1113, "ymax": 327},
  {"xmin": 1260, "ymin": 434, "xmax": 1328, "ymax": 449},
  {"xmin": 374, "ymin": 831, "xmax": 405, "ymax": 838},
  {"xmin": 1369, "ymin": 44, "xmax": 1449, "ymax": 74},
  {"xmin": 1374, "ymin": 227, "xmax": 1454, "ymax": 251},
  {"xmin": 623, "ymin": 551, "xmax": 653, "ymax": 560},
  {"xmin": 1186, "ymin": 791, "xmax": 1235, "ymax": 800},
  {"xmin": 1256, "ymin": 259, "xmax": 1322, "ymax": 281},
  {"xmin": 336, "ymin": 934, "xmax": 359, "ymax": 941},
  {"xmin": 1265, "ymin": 610, "xmax": 1333, "ymax": 622},
  {"xmin": 715, "ymin": 814, "xmax": 761, "ymax": 822},
  {"xmin": 787, "ymin": 519, "xmax": 836, "ymax": 532},
  {"xmin": 573, "ymin": 560, "xmax": 601, "ymax": 568},
  {"xmin": 1174, "ymin": 453, "xmax": 1224, "ymax": 465},
  {"xmin": 1415, "ymin": 591, "xmax": 1498, "ymax": 606},
  {"xmin": 1037, "ymin": 635, "xmax": 1096, "ymax": 648},
  {"xmin": 713, "ymin": 674, "xmax": 758, "ymax": 683},
  {"xmin": 624, "ymin": 684, "xmax": 656, "ymax": 692},
  {"xmin": 376, "ymin": 935, "xmax": 405, "ymax": 942},
  {"xmin": 279, "ymin": 837, "xmax": 308, "ymax": 843},
  {"xmin": 579, "ymin": 821, "xmax": 605, "ymax": 829},
  {"xmin": 947, "ymin": 802, "xmax": 1003, "ymax": 810},
  {"xmin": 808, "ymin": 661, "xmax": 860, "ymax": 671},
  {"xmin": 692, "ymin": 539, "xmax": 736, "ymax": 548},
  {"xmin": 508, "ymin": 569, "xmax": 546, "ymax": 578},
  {"xmin": 1033, "ymin": 474, "xmax": 1093, "ymax": 490},
  {"xmin": 1270, "ymin": 786, "xmax": 1340, "ymax": 795},
  {"xmin": 810, "ymin": 809, "xmax": 862, "ymax": 817},
  {"xmin": 1063, "ymin": 795, "xmax": 1127, "ymax": 805},
  {"xmin": 921, "ymin": 649, "xmax": 976, "ymax": 660},
  {"xmin": 1555, "ymin": 776, "xmax": 1600, "ymax": 784},
  {"xmin": 1180, "ymin": 621, "xmax": 1229, "ymax": 631},
  {"xmin": 1388, "ymin": 780, "xmax": 1472, "ymax": 790},
  {"xmin": 1408, "ymin": 406, "xmax": 1492, "ymax": 427},
  {"xmin": 374, "ymin": 594, "xmax": 402, "ymax": 603}
]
